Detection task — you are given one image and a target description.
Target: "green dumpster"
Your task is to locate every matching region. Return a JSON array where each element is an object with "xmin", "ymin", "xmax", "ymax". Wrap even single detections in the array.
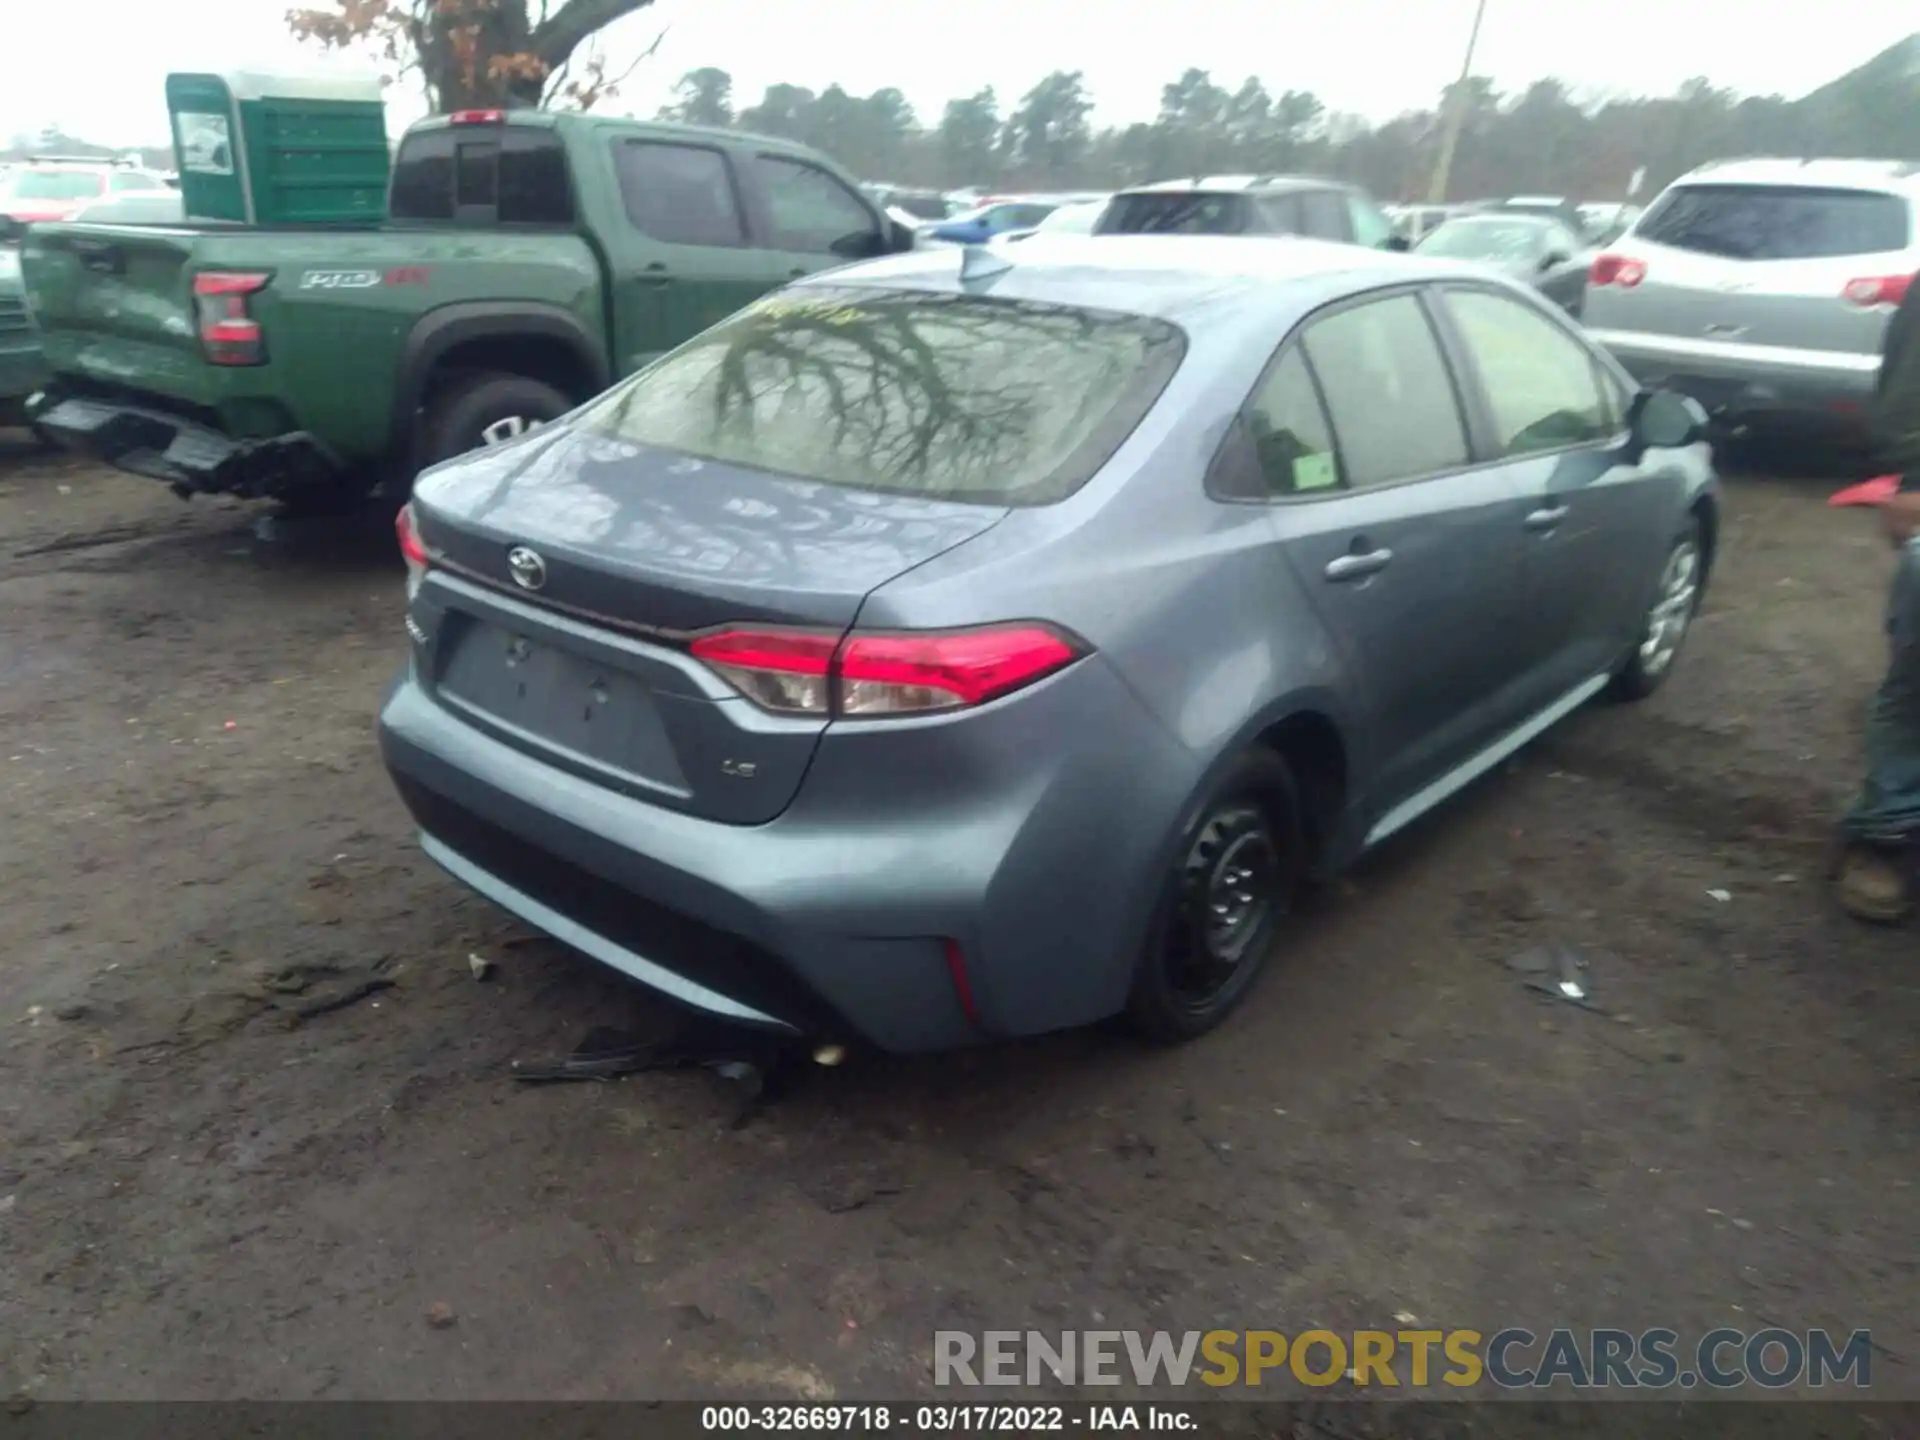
[{"xmin": 165, "ymin": 70, "xmax": 390, "ymax": 226}]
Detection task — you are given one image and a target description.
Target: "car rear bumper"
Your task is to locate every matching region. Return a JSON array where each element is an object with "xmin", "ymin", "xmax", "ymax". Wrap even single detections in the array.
[
  {"xmin": 1587, "ymin": 327, "xmax": 1880, "ymax": 439},
  {"xmin": 29, "ymin": 392, "xmax": 345, "ymax": 497},
  {"xmin": 377, "ymin": 656, "xmax": 1199, "ymax": 1053}
]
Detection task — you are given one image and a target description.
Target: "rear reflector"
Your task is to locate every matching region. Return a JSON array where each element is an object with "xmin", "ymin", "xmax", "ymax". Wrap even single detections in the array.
[
  {"xmin": 943, "ymin": 938, "xmax": 982, "ymax": 1029},
  {"xmin": 1589, "ymin": 253, "xmax": 1646, "ymax": 288},
  {"xmin": 688, "ymin": 623, "xmax": 1085, "ymax": 718},
  {"xmin": 1843, "ymin": 274, "xmax": 1911, "ymax": 308}
]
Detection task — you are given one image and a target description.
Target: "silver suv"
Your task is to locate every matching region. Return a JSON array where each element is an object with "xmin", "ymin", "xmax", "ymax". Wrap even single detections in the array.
[{"xmin": 1583, "ymin": 158, "xmax": 1918, "ymax": 447}]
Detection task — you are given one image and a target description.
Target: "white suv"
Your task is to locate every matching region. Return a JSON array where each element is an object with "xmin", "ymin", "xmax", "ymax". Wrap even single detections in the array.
[{"xmin": 1582, "ymin": 158, "xmax": 1918, "ymax": 449}]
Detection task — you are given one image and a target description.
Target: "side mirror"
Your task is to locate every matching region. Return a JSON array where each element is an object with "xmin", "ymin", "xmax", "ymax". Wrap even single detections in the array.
[
  {"xmin": 888, "ymin": 218, "xmax": 916, "ymax": 253},
  {"xmin": 1628, "ymin": 388, "xmax": 1708, "ymax": 452},
  {"xmin": 1385, "ymin": 234, "xmax": 1411, "ymax": 252}
]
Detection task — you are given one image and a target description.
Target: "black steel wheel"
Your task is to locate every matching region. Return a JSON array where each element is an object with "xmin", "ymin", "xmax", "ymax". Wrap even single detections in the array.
[{"xmin": 1126, "ymin": 750, "xmax": 1303, "ymax": 1042}]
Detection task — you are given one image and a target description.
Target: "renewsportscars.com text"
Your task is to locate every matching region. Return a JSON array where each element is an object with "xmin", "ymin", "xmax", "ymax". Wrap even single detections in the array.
[{"xmin": 933, "ymin": 1327, "xmax": 1873, "ymax": 1391}]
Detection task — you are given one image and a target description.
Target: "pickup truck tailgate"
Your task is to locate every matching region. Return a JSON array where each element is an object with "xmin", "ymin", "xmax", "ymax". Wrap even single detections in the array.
[{"xmin": 21, "ymin": 225, "xmax": 211, "ymax": 399}]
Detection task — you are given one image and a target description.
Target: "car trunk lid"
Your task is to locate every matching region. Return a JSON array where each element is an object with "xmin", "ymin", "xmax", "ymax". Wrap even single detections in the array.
[{"xmin": 409, "ymin": 425, "xmax": 1008, "ymax": 824}]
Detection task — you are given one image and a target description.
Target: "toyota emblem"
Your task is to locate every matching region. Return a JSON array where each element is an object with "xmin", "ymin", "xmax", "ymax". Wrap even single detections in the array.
[{"xmin": 506, "ymin": 545, "xmax": 548, "ymax": 592}]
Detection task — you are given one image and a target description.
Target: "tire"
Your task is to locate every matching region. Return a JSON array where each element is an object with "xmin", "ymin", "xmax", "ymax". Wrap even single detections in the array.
[
  {"xmin": 1124, "ymin": 750, "xmax": 1305, "ymax": 1043},
  {"xmin": 421, "ymin": 372, "xmax": 574, "ymax": 469},
  {"xmin": 1610, "ymin": 517, "xmax": 1704, "ymax": 701}
]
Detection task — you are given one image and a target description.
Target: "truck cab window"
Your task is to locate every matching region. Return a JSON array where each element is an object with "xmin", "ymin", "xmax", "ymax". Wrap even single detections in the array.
[
  {"xmin": 752, "ymin": 155, "xmax": 879, "ymax": 255},
  {"xmin": 389, "ymin": 127, "xmax": 575, "ymax": 225},
  {"xmin": 613, "ymin": 140, "xmax": 746, "ymax": 246},
  {"xmin": 389, "ymin": 130, "xmax": 455, "ymax": 220}
]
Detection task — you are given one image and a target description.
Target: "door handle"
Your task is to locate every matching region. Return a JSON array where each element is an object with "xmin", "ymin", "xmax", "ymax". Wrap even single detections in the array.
[
  {"xmin": 1324, "ymin": 547, "xmax": 1393, "ymax": 582},
  {"xmin": 1525, "ymin": 505, "xmax": 1570, "ymax": 531}
]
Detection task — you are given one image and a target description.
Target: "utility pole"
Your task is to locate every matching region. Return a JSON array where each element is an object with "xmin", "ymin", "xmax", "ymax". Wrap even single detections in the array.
[{"xmin": 1426, "ymin": 0, "xmax": 1491, "ymax": 205}]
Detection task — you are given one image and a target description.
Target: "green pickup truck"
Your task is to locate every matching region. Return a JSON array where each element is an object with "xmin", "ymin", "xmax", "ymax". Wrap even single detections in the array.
[{"xmin": 21, "ymin": 111, "xmax": 914, "ymax": 507}]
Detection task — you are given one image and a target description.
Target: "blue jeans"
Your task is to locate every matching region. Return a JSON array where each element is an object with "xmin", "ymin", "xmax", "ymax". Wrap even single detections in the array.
[{"xmin": 1842, "ymin": 538, "xmax": 1920, "ymax": 844}]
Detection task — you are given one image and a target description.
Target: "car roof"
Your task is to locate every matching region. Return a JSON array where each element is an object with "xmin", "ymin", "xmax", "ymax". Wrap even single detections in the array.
[
  {"xmin": 1119, "ymin": 174, "xmax": 1339, "ymax": 196},
  {"xmin": 799, "ymin": 234, "xmax": 1484, "ymax": 327},
  {"xmin": 1672, "ymin": 157, "xmax": 1920, "ymax": 194}
]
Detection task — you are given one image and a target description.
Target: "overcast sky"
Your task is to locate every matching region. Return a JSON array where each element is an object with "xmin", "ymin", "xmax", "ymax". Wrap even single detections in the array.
[{"xmin": 5, "ymin": 0, "xmax": 1914, "ymax": 146}]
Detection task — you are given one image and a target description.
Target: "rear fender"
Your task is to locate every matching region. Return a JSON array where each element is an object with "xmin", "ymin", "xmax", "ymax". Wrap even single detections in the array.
[
  {"xmin": 1133, "ymin": 688, "xmax": 1369, "ymax": 941},
  {"xmin": 391, "ymin": 302, "xmax": 612, "ymax": 472}
]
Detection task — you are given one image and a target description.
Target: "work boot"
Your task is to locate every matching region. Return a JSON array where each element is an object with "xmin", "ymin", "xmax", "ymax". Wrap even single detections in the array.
[{"xmin": 1833, "ymin": 844, "xmax": 1913, "ymax": 925}]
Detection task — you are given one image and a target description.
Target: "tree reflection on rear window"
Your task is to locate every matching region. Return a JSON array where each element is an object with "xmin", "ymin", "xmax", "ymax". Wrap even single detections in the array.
[{"xmin": 577, "ymin": 287, "xmax": 1187, "ymax": 506}]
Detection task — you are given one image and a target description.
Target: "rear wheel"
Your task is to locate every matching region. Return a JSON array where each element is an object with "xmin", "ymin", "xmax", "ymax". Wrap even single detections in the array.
[
  {"xmin": 1610, "ymin": 518, "xmax": 1703, "ymax": 701},
  {"xmin": 1125, "ymin": 751, "xmax": 1303, "ymax": 1042},
  {"xmin": 422, "ymin": 372, "xmax": 574, "ymax": 469}
]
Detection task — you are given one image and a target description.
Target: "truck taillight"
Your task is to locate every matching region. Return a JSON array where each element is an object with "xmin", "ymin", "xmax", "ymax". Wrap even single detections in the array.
[
  {"xmin": 1842, "ymin": 274, "xmax": 1911, "ymax": 309},
  {"xmin": 1590, "ymin": 253, "xmax": 1646, "ymax": 288},
  {"xmin": 396, "ymin": 502, "xmax": 429, "ymax": 598},
  {"xmin": 193, "ymin": 271, "xmax": 269, "ymax": 366},
  {"xmin": 448, "ymin": 109, "xmax": 505, "ymax": 125},
  {"xmin": 688, "ymin": 623, "xmax": 1086, "ymax": 717}
]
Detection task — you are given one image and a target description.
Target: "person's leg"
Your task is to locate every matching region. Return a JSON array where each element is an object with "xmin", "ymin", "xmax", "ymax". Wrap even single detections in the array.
[{"xmin": 1836, "ymin": 539, "xmax": 1920, "ymax": 922}]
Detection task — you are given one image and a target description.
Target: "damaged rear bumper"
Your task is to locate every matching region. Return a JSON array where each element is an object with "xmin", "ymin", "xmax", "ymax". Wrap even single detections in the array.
[{"xmin": 29, "ymin": 393, "xmax": 345, "ymax": 499}]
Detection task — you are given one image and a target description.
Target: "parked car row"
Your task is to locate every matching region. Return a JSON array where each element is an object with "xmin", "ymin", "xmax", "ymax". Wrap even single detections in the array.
[{"xmin": 9, "ymin": 111, "xmax": 1911, "ymax": 1056}]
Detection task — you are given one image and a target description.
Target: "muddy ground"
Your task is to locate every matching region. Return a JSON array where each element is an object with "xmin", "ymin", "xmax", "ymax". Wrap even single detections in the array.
[{"xmin": 0, "ymin": 435, "xmax": 1914, "ymax": 1409}]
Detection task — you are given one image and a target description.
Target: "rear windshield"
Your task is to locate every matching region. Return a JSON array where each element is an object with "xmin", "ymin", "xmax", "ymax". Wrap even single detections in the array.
[
  {"xmin": 1635, "ymin": 184, "xmax": 1910, "ymax": 259},
  {"xmin": 0, "ymin": 170, "xmax": 104, "ymax": 202},
  {"xmin": 575, "ymin": 286, "xmax": 1187, "ymax": 506},
  {"xmin": 389, "ymin": 126, "xmax": 576, "ymax": 224},
  {"xmin": 1098, "ymin": 192, "xmax": 1250, "ymax": 235}
]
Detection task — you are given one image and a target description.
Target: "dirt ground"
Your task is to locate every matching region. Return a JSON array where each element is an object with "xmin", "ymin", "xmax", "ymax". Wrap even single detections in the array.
[{"xmin": 0, "ymin": 433, "xmax": 1915, "ymax": 1407}]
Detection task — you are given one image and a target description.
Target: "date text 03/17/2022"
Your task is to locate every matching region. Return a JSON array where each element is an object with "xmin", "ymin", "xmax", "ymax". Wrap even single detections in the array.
[{"xmin": 699, "ymin": 1404, "xmax": 1195, "ymax": 1432}]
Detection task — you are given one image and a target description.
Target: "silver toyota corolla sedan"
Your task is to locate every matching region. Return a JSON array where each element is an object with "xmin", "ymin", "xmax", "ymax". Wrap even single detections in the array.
[{"xmin": 378, "ymin": 236, "xmax": 1719, "ymax": 1053}]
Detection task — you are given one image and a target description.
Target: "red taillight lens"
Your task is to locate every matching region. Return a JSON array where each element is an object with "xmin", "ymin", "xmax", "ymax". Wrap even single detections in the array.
[
  {"xmin": 396, "ymin": 502, "xmax": 429, "ymax": 596},
  {"xmin": 689, "ymin": 628, "xmax": 837, "ymax": 714},
  {"xmin": 1843, "ymin": 274, "xmax": 1912, "ymax": 308},
  {"xmin": 1590, "ymin": 253, "xmax": 1646, "ymax": 288},
  {"xmin": 448, "ymin": 109, "xmax": 505, "ymax": 125},
  {"xmin": 688, "ymin": 623, "xmax": 1085, "ymax": 717},
  {"xmin": 192, "ymin": 271, "xmax": 269, "ymax": 366}
]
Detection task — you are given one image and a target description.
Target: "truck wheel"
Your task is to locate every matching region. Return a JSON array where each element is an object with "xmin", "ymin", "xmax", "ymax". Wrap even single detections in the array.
[{"xmin": 423, "ymin": 372, "xmax": 573, "ymax": 468}]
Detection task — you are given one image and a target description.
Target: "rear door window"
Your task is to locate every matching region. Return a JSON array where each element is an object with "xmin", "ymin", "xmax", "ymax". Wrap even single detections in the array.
[
  {"xmin": 1300, "ymin": 292, "xmax": 1469, "ymax": 487},
  {"xmin": 576, "ymin": 288, "xmax": 1187, "ymax": 505},
  {"xmin": 1299, "ymin": 190, "xmax": 1352, "ymax": 242},
  {"xmin": 752, "ymin": 154, "xmax": 878, "ymax": 254},
  {"xmin": 1245, "ymin": 349, "xmax": 1341, "ymax": 497},
  {"xmin": 1099, "ymin": 192, "xmax": 1249, "ymax": 235},
  {"xmin": 1636, "ymin": 184, "xmax": 1911, "ymax": 259},
  {"xmin": 613, "ymin": 140, "xmax": 747, "ymax": 247}
]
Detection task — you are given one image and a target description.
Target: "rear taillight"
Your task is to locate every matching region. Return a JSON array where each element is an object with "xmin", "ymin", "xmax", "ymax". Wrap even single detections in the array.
[
  {"xmin": 1843, "ymin": 274, "xmax": 1912, "ymax": 309},
  {"xmin": 1590, "ymin": 253, "xmax": 1646, "ymax": 288},
  {"xmin": 689, "ymin": 623, "xmax": 1086, "ymax": 718},
  {"xmin": 396, "ymin": 502, "xmax": 429, "ymax": 598},
  {"xmin": 448, "ymin": 109, "xmax": 505, "ymax": 125},
  {"xmin": 192, "ymin": 271, "xmax": 269, "ymax": 366}
]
